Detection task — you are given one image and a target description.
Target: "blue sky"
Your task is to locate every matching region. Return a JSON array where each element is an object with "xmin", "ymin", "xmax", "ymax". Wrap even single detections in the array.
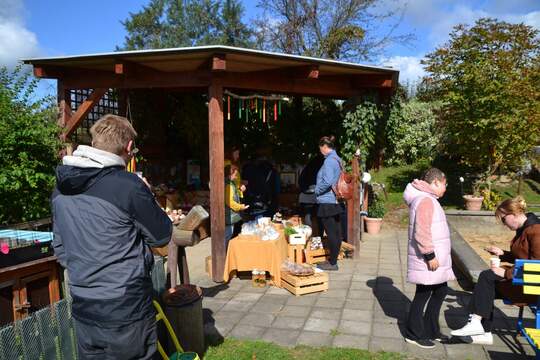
[{"xmin": 1, "ymin": 0, "xmax": 539, "ymax": 96}]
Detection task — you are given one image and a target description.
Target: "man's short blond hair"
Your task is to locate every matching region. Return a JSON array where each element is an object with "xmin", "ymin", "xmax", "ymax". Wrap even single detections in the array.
[{"xmin": 90, "ymin": 114, "xmax": 137, "ymax": 155}]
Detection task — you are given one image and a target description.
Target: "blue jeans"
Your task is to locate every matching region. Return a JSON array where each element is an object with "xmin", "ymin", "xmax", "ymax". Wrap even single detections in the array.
[{"xmin": 225, "ymin": 224, "xmax": 235, "ymax": 249}]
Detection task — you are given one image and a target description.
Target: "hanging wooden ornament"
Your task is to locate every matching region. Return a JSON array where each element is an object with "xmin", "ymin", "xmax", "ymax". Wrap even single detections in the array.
[
  {"xmin": 278, "ymin": 100, "xmax": 282, "ymax": 116},
  {"xmin": 274, "ymin": 101, "xmax": 278, "ymax": 122},
  {"xmin": 263, "ymin": 99, "xmax": 266, "ymax": 123}
]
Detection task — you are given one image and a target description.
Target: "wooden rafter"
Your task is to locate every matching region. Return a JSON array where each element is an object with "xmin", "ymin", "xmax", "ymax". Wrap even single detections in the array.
[{"xmin": 63, "ymin": 88, "xmax": 107, "ymax": 138}]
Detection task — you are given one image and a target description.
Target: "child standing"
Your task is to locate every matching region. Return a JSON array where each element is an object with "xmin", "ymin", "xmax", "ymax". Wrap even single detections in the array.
[{"xmin": 403, "ymin": 168, "xmax": 455, "ymax": 348}]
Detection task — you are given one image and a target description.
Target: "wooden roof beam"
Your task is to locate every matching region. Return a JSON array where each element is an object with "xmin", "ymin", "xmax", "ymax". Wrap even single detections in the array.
[
  {"xmin": 223, "ymin": 72, "xmax": 360, "ymax": 98},
  {"xmin": 33, "ymin": 65, "xmax": 116, "ymax": 81},
  {"xmin": 114, "ymin": 60, "xmax": 163, "ymax": 77},
  {"xmin": 243, "ymin": 65, "xmax": 319, "ymax": 80},
  {"xmin": 61, "ymin": 70, "xmax": 212, "ymax": 89},
  {"xmin": 197, "ymin": 54, "xmax": 227, "ymax": 71}
]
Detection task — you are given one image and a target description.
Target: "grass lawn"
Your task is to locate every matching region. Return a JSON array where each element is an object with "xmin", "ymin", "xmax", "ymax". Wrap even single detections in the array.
[
  {"xmin": 370, "ymin": 163, "xmax": 540, "ymax": 212},
  {"xmin": 204, "ymin": 338, "xmax": 405, "ymax": 360}
]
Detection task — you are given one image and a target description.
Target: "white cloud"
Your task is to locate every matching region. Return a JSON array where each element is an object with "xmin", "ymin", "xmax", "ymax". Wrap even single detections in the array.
[
  {"xmin": 0, "ymin": 0, "xmax": 40, "ymax": 68},
  {"xmin": 380, "ymin": 55, "xmax": 426, "ymax": 84}
]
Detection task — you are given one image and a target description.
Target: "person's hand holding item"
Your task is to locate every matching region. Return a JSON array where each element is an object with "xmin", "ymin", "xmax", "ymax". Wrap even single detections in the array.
[
  {"xmin": 427, "ymin": 258, "xmax": 439, "ymax": 271},
  {"xmin": 485, "ymin": 246, "xmax": 504, "ymax": 256},
  {"xmin": 242, "ymin": 204, "xmax": 250, "ymax": 210}
]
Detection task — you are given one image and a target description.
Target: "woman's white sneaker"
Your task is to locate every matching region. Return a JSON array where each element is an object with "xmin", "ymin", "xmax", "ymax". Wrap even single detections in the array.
[
  {"xmin": 471, "ymin": 332, "xmax": 493, "ymax": 345},
  {"xmin": 450, "ymin": 319, "xmax": 485, "ymax": 337}
]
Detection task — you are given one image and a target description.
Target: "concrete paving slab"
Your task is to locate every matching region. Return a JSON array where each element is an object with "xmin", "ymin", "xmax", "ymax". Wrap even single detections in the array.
[
  {"xmin": 285, "ymin": 295, "xmax": 319, "ymax": 306},
  {"xmin": 338, "ymin": 320, "xmax": 371, "ymax": 336},
  {"xmin": 240, "ymin": 312, "xmax": 275, "ymax": 327},
  {"xmin": 271, "ymin": 316, "xmax": 306, "ymax": 330},
  {"xmin": 315, "ymin": 297, "xmax": 346, "ymax": 309},
  {"xmin": 229, "ymin": 324, "xmax": 267, "ymax": 340},
  {"xmin": 250, "ymin": 301, "xmax": 284, "ymax": 314},
  {"xmin": 342, "ymin": 309, "xmax": 373, "ymax": 322},
  {"xmin": 261, "ymin": 328, "xmax": 300, "ymax": 347},
  {"xmin": 369, "ymin": 336, "xmax": 404, "ymax": 352},
  {"xmin": 310, "ymin": 308, "xmax": 342, "ymax": 320},
  {"xmin": 297, "ymin": 331, "xmax": 333, "ymax": 347},
  {"xmin": 332, "ymin": 334, "xmax": 370, "ymax": 349},
  {"xmin": 278, "ymin": 305, "xmax": 312, "ymax": 318},
  {"xmin": 303, "ymin": 317, "xmax": 340, "ymax": 333}
]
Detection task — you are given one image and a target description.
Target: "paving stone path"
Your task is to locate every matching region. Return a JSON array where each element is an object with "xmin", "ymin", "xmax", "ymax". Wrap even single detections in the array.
[{"xmin": 195, "ymin": 229, "xmax": 536, "ymax": 359}]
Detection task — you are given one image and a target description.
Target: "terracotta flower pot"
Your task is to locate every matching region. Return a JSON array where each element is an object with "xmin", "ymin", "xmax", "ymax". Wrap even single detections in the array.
[
  {"xmin": 463, "ymin": 195, "xmax": 484, "ymax": 211},
  {"xmin": 365, "ymin": 217, "xmax": 383, "ymax": 234}
]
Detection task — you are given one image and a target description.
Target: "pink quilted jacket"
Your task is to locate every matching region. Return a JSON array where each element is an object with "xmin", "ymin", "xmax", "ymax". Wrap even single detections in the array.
[{"xmin": 403, "ymin": 183, "xmax": 455, "ymax": 285}]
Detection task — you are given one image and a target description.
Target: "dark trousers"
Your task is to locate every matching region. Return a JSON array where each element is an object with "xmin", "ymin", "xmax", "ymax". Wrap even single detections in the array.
[
  {"xmin": 467, "ymin": 269, "xmax": 504, "ymax": 332},
  {"xmin": 319, "ymin": 215, "xmax": 342, "ymax": 265},
  {"xmin": 406, "ymin": 282, "xmax": 448, "ymax": 340},
  {"xmin": 75, "ymin": 316, "xmax": 156, "ymax": 360},
  {"xmin": 300, "ymin": 203, "xmax": 324, "ymax": 237}
]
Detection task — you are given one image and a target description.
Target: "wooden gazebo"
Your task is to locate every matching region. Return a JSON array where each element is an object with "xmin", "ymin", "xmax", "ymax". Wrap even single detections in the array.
[{"xmin": 23, "ymin": 45, "xmax": 399, "ymax": 282}]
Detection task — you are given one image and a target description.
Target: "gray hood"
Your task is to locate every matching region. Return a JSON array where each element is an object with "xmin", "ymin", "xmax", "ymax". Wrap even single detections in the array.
[{"xmin": 62, "ymin": 145, "xmax": 125, "ymax": 168}]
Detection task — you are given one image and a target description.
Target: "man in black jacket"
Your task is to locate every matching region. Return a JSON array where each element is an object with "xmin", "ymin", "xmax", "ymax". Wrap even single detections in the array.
[{"xmin": 52, "ymin": 115, "xmax": 172, "ymax": 359}]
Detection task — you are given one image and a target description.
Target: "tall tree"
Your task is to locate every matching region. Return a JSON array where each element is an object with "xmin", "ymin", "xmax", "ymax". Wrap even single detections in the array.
[
  {"xmin": 255, "ymin": 0, "xmax": 412, "ymax": 61},
  {"xmin": 422, "ymin": 18, "xmax": 540, "ymax": 179},
  {"xmin": 119, "ymin": 0, "xmax": 252, "ymax": 50}
]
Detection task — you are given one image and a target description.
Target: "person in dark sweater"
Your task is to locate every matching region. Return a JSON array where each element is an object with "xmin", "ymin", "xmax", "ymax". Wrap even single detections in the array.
[{"xmin": 298, "ymin": 154, "xmax": 324, "ymax": 236}]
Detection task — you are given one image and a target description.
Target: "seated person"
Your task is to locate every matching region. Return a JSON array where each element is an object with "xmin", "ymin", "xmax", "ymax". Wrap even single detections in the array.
[
  {"xmin": 225, "ymin": 164, "xmax": 248, "ymax": 248},
  {"xmin": 451, "ymin": 196, "xmax": 540, "ymax": 345}
]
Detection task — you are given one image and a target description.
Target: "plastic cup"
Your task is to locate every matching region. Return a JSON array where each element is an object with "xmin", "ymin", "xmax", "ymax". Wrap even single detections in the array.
[{"xmin": 490, "ymin": 257, "xmax": 501, "ymax": 268}]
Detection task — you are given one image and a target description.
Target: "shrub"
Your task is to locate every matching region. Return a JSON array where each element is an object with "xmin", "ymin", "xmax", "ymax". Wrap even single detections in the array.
[{"xmin": 0, "ymin": 66, "xmax": 61, "ymax": 225}]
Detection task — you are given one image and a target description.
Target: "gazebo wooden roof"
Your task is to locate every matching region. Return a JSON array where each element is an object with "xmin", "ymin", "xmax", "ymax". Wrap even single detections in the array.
[{"xmin": 23, "ymin": 45, "xmax": 399, "ymax": 282}]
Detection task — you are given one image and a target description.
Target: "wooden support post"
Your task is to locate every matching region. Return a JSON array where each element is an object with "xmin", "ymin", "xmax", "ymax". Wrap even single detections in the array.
[
  {"xmin": 208, "ymin": 80, "xmax": 225, "ymax": 282},
  {"xmin": 57, "ymin": 81, "xmax": 71, "ymax": 156},
  {"xmin": 57, "ymin": 81, "xmax": 71, "ymax": 128},
  {"xmin": 351, "ymin": 156, "xmax": 361, "ymax": 258}
]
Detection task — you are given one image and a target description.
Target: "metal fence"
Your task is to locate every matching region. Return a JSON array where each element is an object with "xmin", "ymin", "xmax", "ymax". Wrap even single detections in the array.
[
  {"xmin": 0, "ymin": 299, "xmax": 77, "ymax": 360},
  {"xmin": 0, "ymin": 256, "xmax": 166, "ymax": 360}
]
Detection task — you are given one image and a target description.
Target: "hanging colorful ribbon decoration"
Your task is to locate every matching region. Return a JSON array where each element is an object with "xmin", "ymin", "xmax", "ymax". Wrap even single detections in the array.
[
  {"xmin": 263, "ymin": 99, "xmax": 266, "ymax": 123},
  {"xmin": 227, "ymin": 96, "xmax": 231, "ymax": 120},
  {"xmin": 223, "ymin": 90, "xmax": 290, "ymax": 122}
]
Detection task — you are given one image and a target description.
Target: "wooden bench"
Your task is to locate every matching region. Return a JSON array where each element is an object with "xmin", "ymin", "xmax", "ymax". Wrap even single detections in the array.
[{"xmin": 512, "ymin": 259, "xmax": 540, "ymax": 359}]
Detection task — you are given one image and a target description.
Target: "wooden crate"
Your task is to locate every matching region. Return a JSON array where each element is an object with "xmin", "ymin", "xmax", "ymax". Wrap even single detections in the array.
[
  {"xmin": 305, "ymin": 247, "xmax": 343, "ymax": 264},
  {"xmin": 281, "ymin": 271, "xmax": 329, "ymax": 296},
  {"xmin": 288, "ymin": 244, "xmax": 305, "ymax": 264}
]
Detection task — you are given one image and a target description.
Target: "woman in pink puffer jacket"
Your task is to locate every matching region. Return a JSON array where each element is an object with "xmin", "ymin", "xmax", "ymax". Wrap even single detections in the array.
[{"xmin": 402, "ymin": 168, "xmax": 455, "ymax": 349}]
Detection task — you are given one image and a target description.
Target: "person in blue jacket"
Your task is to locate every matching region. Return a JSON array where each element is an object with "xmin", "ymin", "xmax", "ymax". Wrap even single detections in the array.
[{"xmin": 315, "ymin": 135, "xmax": 343, "ymax": 271}]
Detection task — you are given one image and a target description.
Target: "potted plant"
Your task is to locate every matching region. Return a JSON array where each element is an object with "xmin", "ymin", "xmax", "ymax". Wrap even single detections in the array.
[
  {"xmin": 462, "ymin": 178, "xmax": 484, "ymax": 211},
  {"xmin": 365, "ymin": 194, "xmax": 386, "ymax": 234}
]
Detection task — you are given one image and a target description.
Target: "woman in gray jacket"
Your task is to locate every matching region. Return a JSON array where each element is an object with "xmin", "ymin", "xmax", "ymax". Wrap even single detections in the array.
[{"xmin": 315, "ymin": 136, "xmax": 343, "ymax": 271}]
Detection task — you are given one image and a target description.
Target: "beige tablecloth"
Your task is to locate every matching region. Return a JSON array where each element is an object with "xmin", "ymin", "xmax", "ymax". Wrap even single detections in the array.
[{"xmin": 223, "ymin": 227, "xmax": 288, "ymax": 286}]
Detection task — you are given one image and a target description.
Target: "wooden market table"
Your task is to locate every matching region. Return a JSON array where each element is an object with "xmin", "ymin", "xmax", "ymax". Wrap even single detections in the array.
[{"xmin": 223, "ymin": 227, "xmax": 288, "ymax": 286}]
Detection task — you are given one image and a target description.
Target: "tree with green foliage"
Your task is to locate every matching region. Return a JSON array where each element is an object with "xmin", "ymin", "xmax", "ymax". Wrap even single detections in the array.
[
  {"xmin": 422, "ymin": 18, "xmax": 540, "ymax": 181},
  {"xmin": 119, "ymin": 0, "xmax": 253, "ymax": 50},
  {"xmin": 0, "ymin": 66, "xmax": 61, "ymax": 225},
  {"xmin": 385, "ymin": 98, "xmax": 441, "ymax": 166},
  {"xmin": 255, "ymin": 0, "xmax": 412, "ymax": 61},
  {"xmin": 340, "ymin": 102, "xmax": 380, "ymax": 170}
]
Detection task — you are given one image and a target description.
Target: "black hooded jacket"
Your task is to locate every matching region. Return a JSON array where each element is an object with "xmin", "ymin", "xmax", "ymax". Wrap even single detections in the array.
[{"xmin": 52, "ymin": 162, "xmax": 172, "ymax": 326}]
